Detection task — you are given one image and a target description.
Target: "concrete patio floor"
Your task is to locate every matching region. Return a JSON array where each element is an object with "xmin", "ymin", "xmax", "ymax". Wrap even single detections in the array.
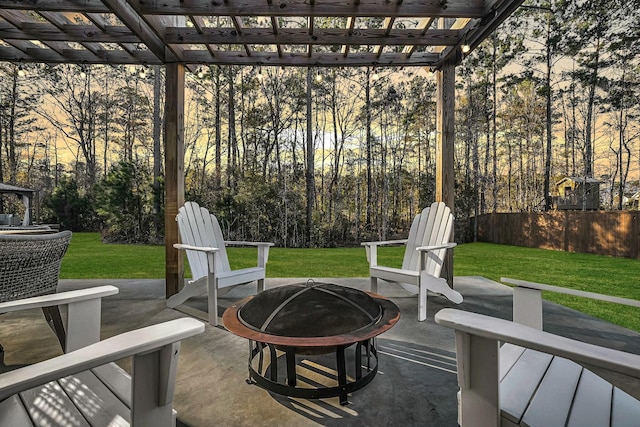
[{"xmin": 0, "ymin": 277, "xmax": 638, "ymax": 426}]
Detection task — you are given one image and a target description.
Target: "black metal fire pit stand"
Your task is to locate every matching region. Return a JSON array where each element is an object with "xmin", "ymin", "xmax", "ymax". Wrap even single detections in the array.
[
  {"xmin": 223, "ymin": 282, "xmax": 400, "ymax": 406},
  {"xmin": 247, "ymin": 338, "xmax": 379, "ymax": 405}
]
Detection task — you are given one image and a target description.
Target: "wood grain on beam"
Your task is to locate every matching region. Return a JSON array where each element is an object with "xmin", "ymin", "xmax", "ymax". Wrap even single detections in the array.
[
  {"xmin": 182, "ymin": 49, "xmax": 440, "ymax": 66},
  {"xmin": 132, "ymin": 0, "xmax": 486, "ymax": 18},
  {"xmin": 0, "ymin": 45, "xmax": 162, "ymax": 64},
  {"xmin": 190, "ymin": 15, "xmax": 216, "ymax": 56},
  {"xmin": 101, "ymin": 0, "xmax": 169, "ymax": 62},
  {"xmin": 166, "ymin": 27, "xmax": 460, "ymax": 46},
  {"xmin": 0, "ymin": 23, "xmax": 140, "ymax": 43},
  {"xmin": 0, "ymin": 0, "xmax": 109, "ymax": 13}
]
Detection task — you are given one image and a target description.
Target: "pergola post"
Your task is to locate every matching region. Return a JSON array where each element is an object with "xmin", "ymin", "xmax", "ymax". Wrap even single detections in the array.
[
  {"xmin": 165, "ymin": 63, "xmax": 185, "ymax": 298},
  {"xmin": 436, "ymin": 60, "xmax": 456, "ymax": 285}
]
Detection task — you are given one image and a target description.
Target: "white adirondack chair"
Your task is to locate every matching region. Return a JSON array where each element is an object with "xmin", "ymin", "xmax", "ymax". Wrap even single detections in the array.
[
  {"xmin": 0, "ymin": 286, "xmax": 205, "ymax": 426},
  {"xmin": 362, "ymin": 202, "xmax": 463, "ymax": 321},
  {"xmin": 167, "ymin": 201, "xmax": 274, "ymax": 326},
  {"xmin": 436, "ymin": 279, "xmax": 640, "ymax": 427}
]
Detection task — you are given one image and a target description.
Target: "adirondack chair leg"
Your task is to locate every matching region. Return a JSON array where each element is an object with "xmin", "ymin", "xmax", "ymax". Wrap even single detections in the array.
[
  {"xmin": 166, "ymin": 279, "xmax": 207, "ymax": 309},
  {"xmin": 257, "ymin": 278, "xmax": 265, "ymax": 293},
  {"xmin": 420, "ymin": 272, "xmax": 464, "ymax": 305},
  {"xmin": 370, "ymin": 277, "xmax": 378, "ymax": 294},
  {"xmin": 208, "ymin": 281, "xmax": 219, "ymax": 327},
  {"xmin": 418, "ymin": 283, "xmax": 428, "ymax": 321}
]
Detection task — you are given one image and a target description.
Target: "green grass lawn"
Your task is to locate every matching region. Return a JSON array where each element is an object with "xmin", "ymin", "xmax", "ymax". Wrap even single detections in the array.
[{"xmin": 61, "ymin": 233, "xmax": 640, "ymax": 331}]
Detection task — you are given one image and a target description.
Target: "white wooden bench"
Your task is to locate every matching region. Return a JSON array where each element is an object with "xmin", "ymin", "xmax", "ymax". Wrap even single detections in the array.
[
  {"xmin": 0, "ymin": 286, "xmax": 205, "ymax": 426},
  {"xmin": 435, "ymin": 279, "xmax": 640, "ymax": 427}
]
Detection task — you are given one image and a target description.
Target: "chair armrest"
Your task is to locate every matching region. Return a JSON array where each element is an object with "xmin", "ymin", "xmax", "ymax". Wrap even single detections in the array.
[
  {"xmin": 501, "ymin": 277, "xmax": 640, "ymax": 308},
  {"xmin": 0, "ymin": 286, "xmax": 120, "ymax": 352},
  {"xmin": 361, "ymin": 239, "xmax": 408, "ymax": 247},
  {"xmin": 361, "ymin": 240, "xmax": 408, "ymax": 266},
  {"xmin": 224, "ymin": 241, "xmax": 273, "ymax": 268},
  {"xmin": 173, "ymin": 243, "xmax": 219, "ymax": 253},
  {"xmin": 0, "ymin": 318, "xmax": 205, "ymax": 401},
  {"xmin": 435, "ymin": 308, "xmax": 640, "ymax": 379},
  {"xmin": 0, "ymin": 285, "xmax": 119, "ymax": 314},
  {"xmin": 416, "ymin": 242, "xmax": 457, "ymax": 252},
  {"xmin": 224, "ymin": 240, "xmax": 274, "ymax": 247},
  {"xmin": 501, "ymin": 277, "xmax": 640, "ymax": 330}
]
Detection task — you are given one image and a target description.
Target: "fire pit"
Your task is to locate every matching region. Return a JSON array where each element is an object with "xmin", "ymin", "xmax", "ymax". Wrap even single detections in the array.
[{"xmin": 222, "ymin": 281, "xmax": 400, "ymax": 405}]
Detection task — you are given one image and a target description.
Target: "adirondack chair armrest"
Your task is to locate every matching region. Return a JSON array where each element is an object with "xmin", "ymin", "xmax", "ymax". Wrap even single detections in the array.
[
  {"xmin": 224, "ymin": 240, "xmax": 274, "ymax": 247},
  {"xmin": 173, "ymin": 243, "xmax": 219, "ymax": 254},
  {"xmin": 361, "ymin": 239, "xmax": 408, "ymax": 248},
  {"xmin": 361, "ymin": 239, "xmax": 408, "ymax": 265},
  {"xmin": 416, "ymin": 242, "xmax": 457, "ymax": 252},
  {"xmin": 435, "ymin": 308, "xmax": 640, "ymax": 425},
  {"xmin": 224, "ymin": 241, "xmax": 274, "ymax": 267},
  {"xmin": 0, "ymin": 318, "xmax": 205, "ymax": 405},
  {"xmin": 500, "ymin": 277, "xmax": 640, "ymax": 329},
  {"xmin": 436, "ymin": 308, "xmax": 640, "ymax": 380},
  {"xmin": 0, "ymin": 285, "xmax": 120, "ymax": 352},
  {"xmin": 0, "ymin": 285, "xmax": 119, "ymax": 314}
]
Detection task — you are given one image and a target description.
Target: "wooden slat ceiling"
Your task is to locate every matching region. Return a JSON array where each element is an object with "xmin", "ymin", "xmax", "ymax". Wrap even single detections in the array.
[{"xmin": 0, "ymin": 0, "xmax": 524, "ymax": 68}]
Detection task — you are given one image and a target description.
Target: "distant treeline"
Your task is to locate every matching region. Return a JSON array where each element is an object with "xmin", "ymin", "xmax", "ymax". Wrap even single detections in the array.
[{"xmin": 1, "ymin": 1, "xmax": 639, "ymax": 245}]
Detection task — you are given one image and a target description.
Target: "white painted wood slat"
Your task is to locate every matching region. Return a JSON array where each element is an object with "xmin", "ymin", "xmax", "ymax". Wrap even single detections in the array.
[
  {"xmin": 0, "ymin": 395, "xmax": 33, "ymax": 426},
  {"xmin": 566, "ymin": 369, "xmax": 613, "ymax": 427},
  {"xmin": 611, "ymin": 387, "xmax": 640, "ymax": 427},
  {"xmin": 520, "ymin": 356, "xmax": 582, "ymax": 427},
  {"xmin": 499, "ymin": 348, "xmax": 553, "ymax": 424},
  {"xmin": 19, "ymin": 380, "xmax": 91, "ymax": 426},
  {"xmin": 59, "ymin": 371, "xmax": 130, "ymax": 426},
  {"xmin": 499, "ymin": 343, "xmax": 526, "ymax": 382}
]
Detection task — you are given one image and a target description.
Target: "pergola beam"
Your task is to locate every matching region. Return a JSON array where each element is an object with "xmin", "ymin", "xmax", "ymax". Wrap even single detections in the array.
[
  {"xmin": 130, "ymin": 0, "xmax": 486, "ymax": 18},
  {"xmin": 101, "ymin": 0, "xmax": 171, "ymax": 62},
  {"xmin": 165, "ymin": 27, "xmax": 461, "ymax": 47},
  {"xmin": 181, "ymin": 50, "xmax": 441, "ymax": 67}
]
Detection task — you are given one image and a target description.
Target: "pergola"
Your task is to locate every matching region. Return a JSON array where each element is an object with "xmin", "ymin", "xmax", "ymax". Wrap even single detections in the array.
[{"xmin": 0, "ymin": 0, "xmax": 524, "ymax": 297}]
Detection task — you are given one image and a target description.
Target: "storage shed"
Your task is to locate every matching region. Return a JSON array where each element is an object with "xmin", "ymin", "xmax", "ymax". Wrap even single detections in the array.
[{"xmin": 553, "ymin": 177, "xmax": 601, "ymax": 210}]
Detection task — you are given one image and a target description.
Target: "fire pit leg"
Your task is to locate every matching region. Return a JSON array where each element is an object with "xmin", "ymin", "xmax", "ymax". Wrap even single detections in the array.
[
  {"xmin": 337, "ymin": 345, "xmax": 349, "ymax": 405},
  {"xmin": 268, "ymin": 344, "xmax": 278, "ymax": 382},
  {"xmin": 355, "ymin": 341, "xmax": 363, "ymax": 380},
  {"xmin": 285, "ymin": 347, "xmax": 297, "ymax": 386}
]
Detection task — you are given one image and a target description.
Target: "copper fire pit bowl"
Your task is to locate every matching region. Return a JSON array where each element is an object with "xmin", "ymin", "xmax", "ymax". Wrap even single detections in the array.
[{"xmin": 223, "ymin": 281, "xmax": 400, "ymax": 405}]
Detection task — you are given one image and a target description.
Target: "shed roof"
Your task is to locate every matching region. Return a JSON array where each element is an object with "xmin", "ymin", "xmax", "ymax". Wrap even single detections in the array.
[
  {"xmin": 0, "ymin": 183, "xmax": 36, "ymax": 196},
  {"xmin": 556, "ymin": 177, "xmax": 602, "ymax": 186},
  {"xmin": 0, "ymin": 0, "xmax": 524, "ymax": 68}
]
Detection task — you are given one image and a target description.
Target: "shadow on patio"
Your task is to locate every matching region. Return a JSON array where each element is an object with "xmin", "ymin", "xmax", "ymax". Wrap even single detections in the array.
[{"xmin": 0, "ymin": 277, "xmax": 638, "ymax": 426}]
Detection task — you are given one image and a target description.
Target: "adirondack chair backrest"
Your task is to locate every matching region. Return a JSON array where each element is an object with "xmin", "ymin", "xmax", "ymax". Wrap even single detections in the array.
[
  {"xmin": 177, "ymin": 202, "xmax": 231, "ymax": 281},
  {"xmin": 401, "ymin": 202, "xmax": 453, "ymax": 278}
]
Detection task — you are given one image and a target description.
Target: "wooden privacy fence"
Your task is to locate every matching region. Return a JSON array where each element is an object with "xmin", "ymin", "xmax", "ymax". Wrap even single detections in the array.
[{"xmin": 474, "ymin": 211, "xmax": 640, "ymax": 259}]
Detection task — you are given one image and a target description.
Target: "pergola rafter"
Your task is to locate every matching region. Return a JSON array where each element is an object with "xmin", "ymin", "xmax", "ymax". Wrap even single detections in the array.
[{"xmin": 0, "ymin": 0, "xmax": 525, "ymax": 297}]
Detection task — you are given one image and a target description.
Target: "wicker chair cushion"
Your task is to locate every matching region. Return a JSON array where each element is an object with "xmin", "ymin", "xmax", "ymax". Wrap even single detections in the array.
[{"xmin": 0, "ymin": 231, "xmax": 72, "ymax": 302}]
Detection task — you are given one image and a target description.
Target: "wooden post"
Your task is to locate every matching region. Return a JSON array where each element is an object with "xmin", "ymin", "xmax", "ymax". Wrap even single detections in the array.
[
  {"xmin": 436, "ymin": 60, "xmax": 456, "ymax": 284},
  {"xmin": 165, "ymin": 63, "xmax": 185, "ymax": 298}
]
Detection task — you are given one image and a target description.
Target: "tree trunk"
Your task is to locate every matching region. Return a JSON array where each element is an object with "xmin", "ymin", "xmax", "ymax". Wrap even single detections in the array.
[{"xmin": 305, "ymin": 68, "xmax": 315, "ymax": 247}]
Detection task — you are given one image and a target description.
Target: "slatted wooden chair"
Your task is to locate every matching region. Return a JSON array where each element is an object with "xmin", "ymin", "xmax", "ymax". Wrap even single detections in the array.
[
  {"xmin": 167, "ymin": 201, "xmax": 274, "ymax": 326},
  {"xmin": 361, "ymin": 202, "xmax": 463, "ymax": 321},
  {"xmin": 0, "ymin": 285, "xmax": 205, "ymax": 426},
  {"xmin": 0, "ymin": 230, "xmax": 72, "ymax": 353},
  {"xmin": 436, "ymin": 279, "xmax": 640, "ymax": 427}
]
